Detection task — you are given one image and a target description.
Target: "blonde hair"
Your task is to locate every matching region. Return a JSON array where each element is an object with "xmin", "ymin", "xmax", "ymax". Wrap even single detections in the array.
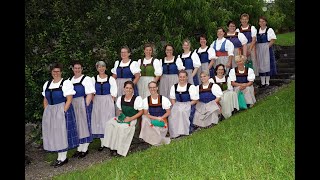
[
  {"xmin": 235, "ymin": 55, "xmax": 246, "ymax": 63},
  {"xmin": 200, "ymin": 70, "xmax": 210, "ymax": 77}
]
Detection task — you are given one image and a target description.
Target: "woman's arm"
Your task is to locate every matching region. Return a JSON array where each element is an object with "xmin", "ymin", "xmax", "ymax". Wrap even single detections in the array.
[
  {"xmin": 43, "ymin": 98, "xmax": 48, "ymax": 109},
  {"xmin": 64, "ymin": 95, "xmax": 73, "ymax": 112},
  {"xmin": 124, "ymin": 110, "xmax": 143, "ymax": 122}
]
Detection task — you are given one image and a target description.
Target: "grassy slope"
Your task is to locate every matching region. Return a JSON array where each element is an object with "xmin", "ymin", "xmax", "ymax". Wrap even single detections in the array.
[
  {"xmin": 275, "ymin": 32, "xmax": 295, "ymax": 46},
  {"xmin": 55, "ymin": 81, "xmax": 295, "ymax": 180}
]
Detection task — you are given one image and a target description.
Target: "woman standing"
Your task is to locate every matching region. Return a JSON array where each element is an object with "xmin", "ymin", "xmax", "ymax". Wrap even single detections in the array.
[
  {"xmin": 193, "ymin": 71, "xmax": 222, "ymax": 128},
  {"xmin": 41, "ymin": 63, "xmax": 78, "ymax": 167},
  {"xmin": 137, "ymin": 43, "xmax": 162, "ymax": 99},
  {"xmin": 229, "ymin": 55, "xmax": 256, "ymax": 107},
  {"xmin": 103, "ymin": 81, "xmax": 143, "ymax": 157},
  {"xmin": 169, "ymin": 70, "xmax": 199, "ymax": 138},
  {"xmin": 210, "ymin": 27, "xmax": 234, "ymax": 74},
  {"xmin": 256, "ymin": 16, "xmax": 277, "ymax": 87},
  {"xmin": 211, "ymin": 64, "xmax": 239, "ymax": 119},
  {"xmin": 159, "ymin": 44, "xmax": 181, "ymax": 99},
  {"xmin": 225, "ymin": 20, "xmax": 248, "ymax": 68},
  {"xmin": 140, "ymin": 81, "xmax": 171, "ymax": 146},
  {"xmin": 91, "ymin": 61, "xmax": 117, "ymax": 151},
  {"xmin": 177, "ymin": 39, "xmax": 201, "ymax": 85},
  {"xmin": 111, "ymin": 46, "xmax": 141, "ymax": 96},
  {"xmin": 69, "ymin": 61, "xmax": 96, "ymax": 158}
]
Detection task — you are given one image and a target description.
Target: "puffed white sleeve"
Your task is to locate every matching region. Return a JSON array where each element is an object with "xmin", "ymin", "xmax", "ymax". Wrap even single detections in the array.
[
  {"xmin": 142, "ymin": 97, "xmax": 149, "ymax": 110},
  {"xmin": 239, "ymin": 33, "xmax": 248, "ymax": 45},
  {"xmin": 137, "ymin": 59, "xmax": 142, "ymax": 67},
  {"xmin": 83, "ymin": 76, "xmax": 96, "ymax": 94},
  {"xmin": 267, "ymin": 28, "xmax": 277, "ymax": 41},
  {"xmin": 153, "ymin": 58, "xmax": 163, "ymax": 76},
  {"xmin": 130, "ymin": 61, "xmax": 141, "ymax": 74},
  {"xmin": 209, "ymin": 41, "xmax": 215, "ymax": 48},
  {"xmin": 251, "ymin": 26, "xmax": 257, "ymax": 37},
  {"xmin": 226, "ymin": 40, "xmax": 234, "ymax": 56},
  {"xmin": 116, "ymin": 96, "xmax": 122, "ymax": 110},
  {"xmin": 134, "ymin": 96, "xmax": 144, "ymax": 110},
  {"xmin": 91, "ymin": 76, "xmax": 96, "ymax": 94},
  {"xmin": 208, "ymin": 47, "xmax": 217, "ymax": 60},
  {"xmin": 176, "ymin": 56, "xmax": 185, "ymax": 70},
  {"xmin": 189, "ymin": 85, "xmax": 199, "ymax": 100},
  {"xmin": 62, "ymin": 80, "xmax": 76, "ymax": 97},
  {"xmin": 42, "ymin": 81, "xmax": 49, "ymax": 97},
  {"xmin": 209, "ymin": 78, "xmax": 215, "ymax": 83},
  {"xmin": 247, "ymin": 68, "xmax": 255, "ymax": 82},
  {"xmin": 161, "ymin": 96, "xmax": 172, "ymax": 109},
  {"xmin": 235, "ymin": 28, "xmax": 240, "ymax": 33},
  {"xmin": 211, "ymin": 84, "xmax": 223, "ymax": 98},
  {"xmin": 169, "ymin": 85, "xmax": 176, "ymax": 99},
  {"xmin": 191, "ymin": 52, "xmax": 201, "ymax": 68},
  {"xmin": 227, "ymin": 77, "xmax": 233, "ymax": 91},
  {"xmin": 228, "ymin": 69, "xmax": 237, "ymax": 82},
  {"xmin": 109, "ymin": 76, "xmax": 118, "ymax": 97},
  {"xmin": 111, "ymin": 61, "xmax": 119, "ymax": 75}
]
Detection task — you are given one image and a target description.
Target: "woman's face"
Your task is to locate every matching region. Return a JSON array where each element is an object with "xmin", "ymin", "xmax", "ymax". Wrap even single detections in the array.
[
  {"xmin": 97, "ymin": 65, "xmax": 106, "ymax": 74},
  {"xmin": 178, "ymin": 72, "xmax": 188, "ymax": 84},
  {"xmin": 182, "ymin": 41, "xmax": 190, "ymax": 52},
  {"xmin": 144, "ymin": 47, "xmax": 153, "ymax": 57},
  {"xmin": 259, "ymin": 18, "xmax": 267, "ymax": 27},
  {"xmin": 228, "ymin": 23, "xmax": 236, "ymax": 33},
  {"xmin": 216, "ymin": 66, "xmax": 225, "ymax": 76},
  {"xmin": 199, "ymin": 37, "xmax": 207, "ymax": 46},
  {"xmin": 121, "ymin": 48, "xmax": 130, "ymax": 60},
  {"xmin": 51, "ymin": 68, "xmax": 62, "ymax": 79},
  {"xmin": 72, "ymin": 64, "xmax": 83, "ymax": 76},
  {"xmin": 200, "ymin": 73, "xmax": 209, "ymax": 83},
  {"xmin": 148, "ymin": 83, "xmax": 158, "ymax": 95},
  {"xmin": 240, "ymin": 16, "xmax": 249, "ymax": 26},
  {"xmin": 124, "ymin": 84, "xmax": 134, "ymax": 95},
  {"xmin": 236, "ymin": 59, "xmax": 245, "ymax": 68},
  {"xmin": 217, "ymin": 29, "xmax": 225, "ymax": 38},
  {"xmin": 165, "ymin": 46, "xmax": 173, "ymax": 56}
]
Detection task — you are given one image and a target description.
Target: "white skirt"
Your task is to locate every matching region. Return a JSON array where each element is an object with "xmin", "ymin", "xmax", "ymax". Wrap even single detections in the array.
[
  {"xmin": 256, "ymin": 42, "xmax": 270, "ymax": 73},
  {"xmin": 193, "ymin": 100, "xmax": 220, "ymax": 127},
  {"xmin": 214, "ymin": 56, "xmax": 230, "ymax": 75},
  {"xmin": 102, "ymin": 118, "xmax": 137, "ymax": 156},
  {"xmin": 168, "ymin": 102, "xmax": 191, "ymax": 138},
  {"xmin": 234, "ymin": 86, "xmax": 256, "ymax": 105},
  {"xmin": 159, "ymin": 74, "xmax": 179, "ymax": 99},
  {"xmin": 220, "ymin": 90, "xmax": 239, "ymax": 119},
  {"xmin": 137, "ymin": 76, "xmax": 154, "ymax": 99},
  {"xmin": 247, "ymin": 42, "xmax": 259, "ymax": 76},
  {"xmin": 139, "ymin": 115, "xmax": 170, "ymax": 146}
]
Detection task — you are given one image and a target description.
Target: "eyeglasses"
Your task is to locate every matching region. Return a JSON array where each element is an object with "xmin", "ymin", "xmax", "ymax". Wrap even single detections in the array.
[{"xmin": 149, "ymin": 87, "xmax": 157, "ymax": 89}]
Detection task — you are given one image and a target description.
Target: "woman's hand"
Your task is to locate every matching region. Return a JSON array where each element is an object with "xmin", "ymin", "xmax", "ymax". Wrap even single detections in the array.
[{"xmin": 124, "ymin": 117, "xmax": 132, "ymax": 122}]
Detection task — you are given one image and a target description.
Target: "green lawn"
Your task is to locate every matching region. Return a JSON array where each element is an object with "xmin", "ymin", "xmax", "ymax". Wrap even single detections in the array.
[
  {"xmin": 275, "ymin": 31, "xmax": 295, "ymax": 46},
  {"xmin": 54, "ymin": 81, "xmax": 295, "ymax": 180}
]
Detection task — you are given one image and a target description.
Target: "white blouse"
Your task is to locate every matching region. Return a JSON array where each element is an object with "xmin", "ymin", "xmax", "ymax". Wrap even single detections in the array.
[
  {"xmin": 91, "ymin": 75, "xmax": 117, "ymax": 97},
  {"xmin": 198, "ymin": 83, "xmax": 223, "ymax": 98},
  {"xmin": 194, "ymin": 46, "xmax": 217, "ymax": 60},
  {"xmin": 111, "ymin": 60, "xmax": 141, "ymax": 75},
  {"xmin": 116, "ymin": 95, "xmax": 143, "ymax": 111},
  {"xmin": 236, "ymin": 25, "xmax": 257, "ymax": 37},
  {"xmin": 142, "ymin": 95, "xmax": 172, "ymax": 110},
  {"xmin": 169, "ymin": 83, "xmax": 199, "ymax": 100},
  {"xmin": 42, "ymin": 79, "xmax": 76, "ymax": 97},
  {"xmin": 258, "ymin": 27, "xmax": 277, "ymax": 41},
  {"xmin": 176, "ymin": 51, "xmax": 201, "ymax": 70},
  {"xmin": 226, "ymin": 32, "xmax": 248, "ymax": 45},
  {"xmin": 229, "ymin": 68, "xmax": 255, "ymax": 82},
  {"xmin": 137, "ymin": 57, "xmax": 163, "ymax": 76},
  {"xmin": 70, "ymin": 75, "xmax": 96, "ymax": 94},
  {"xmin": 210, "ymin": 38, "xmax": 235, "ymax": 56}
]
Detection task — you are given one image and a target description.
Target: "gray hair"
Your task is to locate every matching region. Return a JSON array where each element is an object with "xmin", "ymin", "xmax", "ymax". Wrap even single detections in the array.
[
  {"xmin": 200, "ymin": 70, "xmax": 210, "ymax": 77},
  {"xmin": 95, "ymin": 61, "xmax": 106, "ymax": 69}
]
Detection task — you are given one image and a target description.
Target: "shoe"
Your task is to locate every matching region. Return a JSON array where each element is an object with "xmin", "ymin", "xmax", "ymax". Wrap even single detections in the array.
[
  {"xmin": 72, "ymin": 151, "xmax": 81, "ymax": 158},
  {"xmin": 98, "ymin": 146, "xmax": 105, "ymax": 152},
  {"xmin": 258, "ymin": 84, "xmax": 266, "ymax": 88},
  {"xmin": 265, "ymin": 84, "xmax": 270, "ymax": 88},
  {"xmin": 52, "ymin": 158, "xmax": 68, "ymax": 168},
  {"xmin": 78, "ymin": 151, "xmax": 89, "ymax": 158}
]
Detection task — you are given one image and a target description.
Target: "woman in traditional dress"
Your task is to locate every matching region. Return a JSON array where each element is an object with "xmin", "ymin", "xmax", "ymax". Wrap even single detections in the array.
[
  {"xmin": 111, "ymin": 46, "xmax": 141, "ymax": 96},
  {"xmin": 69, "ymin": 61, "xmax": 95, "ymax": 158},
  {"xmin": 159, "ymin": 43, "xmax": 181, "ymax": 99},
  {"xmin": 210, "ymin": 64, "xmax": 239, "ymax": 119},
  {"xmin": 91, "ymin": 61, "xmax": 117, "ymax": 151},
  {"xmin": 41, "ymin": 63, "xmax": 78, "ymax": 167},
  {"xmin": 176, "ymin": 39, "xmax": 201, "ymax": 85},
  {"xmin": 169, "ymin": 70, "xmax": 199, "ymax": 138},
  {"xmin": 139, "ymin": 81, "xmax": 171, "ymax": 145},
  {"xmin": 210, "ymin": 27, "xmax": 234, "ymax": 74},
  {"xmin": 102, "ymin": 81, "xmax": 143, "ymax": 157},
  {"xmin": 193, "ymin": 70, "xmax": 222, "ymax": 128},
  {"xmin": 229, "ymin": 55, "xmax": 256, "ymax": 108},
  {"xmin": 137, "ymin": 43, "xmax": 162, "ymax": 99},
  {"xmin": 256, "ymin": 16, "xmax": 277, "ymax": 87}
]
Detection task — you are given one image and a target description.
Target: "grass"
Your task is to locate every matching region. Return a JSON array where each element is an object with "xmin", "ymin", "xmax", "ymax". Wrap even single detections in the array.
[
  {"xmin": 275, "ymin": 31, "xmax": 295, "ymax": 46},
  {"xmin": 54, "ymin": 81, "xmax": 295, "ymax": 179}
]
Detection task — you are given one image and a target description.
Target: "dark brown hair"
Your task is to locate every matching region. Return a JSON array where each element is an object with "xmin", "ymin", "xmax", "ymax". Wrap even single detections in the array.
[{"xmin": 124, "ymin": 80, "xmax": 135, "ymax": 88}]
